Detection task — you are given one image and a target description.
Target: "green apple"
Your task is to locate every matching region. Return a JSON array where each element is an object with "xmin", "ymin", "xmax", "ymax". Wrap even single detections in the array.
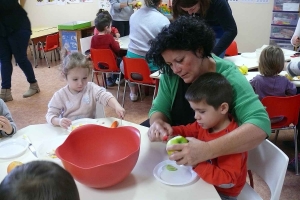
[{"xmin": 166, "ymin": 136, "xmax": 188, "ymax": 155}]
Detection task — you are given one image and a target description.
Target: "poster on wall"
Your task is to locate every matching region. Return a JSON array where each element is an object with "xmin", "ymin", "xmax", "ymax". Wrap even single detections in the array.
[
  {"xmin": 61, "ymin": 31, "xmax": 78, "ymax": 53},
  {"xmin": 46, "ymin": 0, "xmax": 58, "ymax": 5},
  {"xmin": 67, "ymin": 0, "xmax": 80, "ymax": 3},
  {"xmin": 36, "ymin": 0, "xmax": 46, "ymax": 5},
  {"xmin": 57, "ymin": 0, "xmax": 66, "ymax": 5},
  {"xmin": 98, "ymin": 0, "xmax": 110, "ymax": 11}
]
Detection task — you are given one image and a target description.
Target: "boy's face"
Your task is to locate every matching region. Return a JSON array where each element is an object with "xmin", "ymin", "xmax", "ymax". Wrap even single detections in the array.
[
  {"xmin": 66, "ymin": 67, "xmax": 89, "ymax": 94},
  {"xmin": 189, "ymin": 100, "xmax": 227, "ymax": 130}
]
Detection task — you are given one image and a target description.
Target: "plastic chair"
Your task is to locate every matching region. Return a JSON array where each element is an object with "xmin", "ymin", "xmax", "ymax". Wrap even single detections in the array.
[
  {"xmin": 90, "ymin": 48, "xmax": 122, "ymax": 100},
  {"xmin": 261, "ymin": 94, "xmax": 300, "ymax": 175},
  {"xmin": 122, "ymin": 57, "xmax": 157, "ymax": 108},
  {"xmin": 38, "ymin": 33, "xmax": 60, "ymax": 68},
  {"xmin": 225, "ymin": 40, "xmax": 238, "ymax": 56},
  {"xmin": 237, "ymin": 139, "xmax": 288, "ymax": 200}
]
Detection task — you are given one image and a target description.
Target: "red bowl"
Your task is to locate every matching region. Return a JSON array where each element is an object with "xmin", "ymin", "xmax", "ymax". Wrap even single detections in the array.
[{"xmin": 56, "ymin": 124, "xmax": 140, "ymax": 188}]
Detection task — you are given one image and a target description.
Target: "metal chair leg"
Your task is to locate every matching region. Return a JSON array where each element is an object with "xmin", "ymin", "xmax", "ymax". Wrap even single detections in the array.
[
  {"xmin": 122, "ymin": 81, "xmax": 127, "ymax": 108},
  {"xmin": 294, "ymin": 127, "xmax": 299, "ymax": 175},
  {"xmin": 116, "ymin": 72, "xmax": 121, "ymax": 100}
]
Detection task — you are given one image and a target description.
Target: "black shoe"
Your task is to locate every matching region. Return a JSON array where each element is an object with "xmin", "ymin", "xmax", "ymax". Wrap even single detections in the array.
[{"xmin": 106, "ymin": 77, "xmax": 116, "ymax": 87}]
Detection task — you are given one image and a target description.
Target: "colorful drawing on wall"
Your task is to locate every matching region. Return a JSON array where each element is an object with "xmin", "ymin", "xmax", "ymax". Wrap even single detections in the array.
[
  {"xmin": 47, "ymin": 0, "xmax": 58, "ymax": 5},
  {"xmin": 98, "ymin": 0, "xmax": 110, "ymax": 10},
  {"xmin": 67, "ymin": 0, "xmax": 80, "ymax": 3},
  {"xmin": 57, "ymin": 0, "xmax": 66, "ymax": 5},
  {"xmin": 61, "ymin": 31, "xmax": 78, "ymax": 52},
  {"xmin": 36, "ymin": 0, "xmax": 46, "ymax": 5}
]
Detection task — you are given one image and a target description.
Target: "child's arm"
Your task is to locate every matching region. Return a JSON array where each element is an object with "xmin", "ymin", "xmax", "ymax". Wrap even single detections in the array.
[
  {"xmin": 285, "ymin": 81, "xmax": 297, "ymax": 96},
  {"xmin": 107, "ymin": 97, "xmax": 125, "ymax": 119},
  {"xmin": 172, "ymin": 122, "xmax": 200, "ymax": 138},
  {"xmin": 109, "ymin": 35, "xmax": 120, "ymax": 54},
  {"xmin": 0, "ymin": 100, "xmax": 17, "ymax": 136}
]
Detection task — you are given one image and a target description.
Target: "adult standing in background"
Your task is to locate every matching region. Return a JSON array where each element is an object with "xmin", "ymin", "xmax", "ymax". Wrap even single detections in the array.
[
  {"xmin": 172, "ymin": 0, "xmax": 237, "ymax": 58},
  {"xmin": 109, "ymin": 0, "xmax": 138, "ymax": 37},
  {"xmin": 291, "ymin": 18, "xmax": 300, "ymax": 49},
  {"xmin": 0, "ymin": 0, "xmax": 40, "ymax": 102},
  {"xmin": 121, "ymin": 0, "xmax": 170, "ymax": 101}
]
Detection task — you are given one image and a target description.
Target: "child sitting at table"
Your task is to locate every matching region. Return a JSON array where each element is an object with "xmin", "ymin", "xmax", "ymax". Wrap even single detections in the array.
[
  {"xmin": 249, "ymin": 45, "xmax": 297, "ymax": 100},
  {"xmin": 45, "ymin": 49, "xmax": 125, "ymax": 129},
  {"xmin": 165, "ymin": 72, "xmax": 247, "ymax": 200},
  {"xmin": 0, "ymin": 160, "xmax": 80, "ymax": 200},
  {"xmin": 91, "ymin": 12, "xmax": 121, "ymax": 87},
  {"xmin": 93, "ymin": 9, "xmax": 120, "ymax": 39},
  {"xmin": 0, "ymin": 99, "xmax": 17, "ymax": 137}
]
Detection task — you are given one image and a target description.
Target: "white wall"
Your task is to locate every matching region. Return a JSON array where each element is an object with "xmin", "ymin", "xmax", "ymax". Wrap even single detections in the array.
[{"xmin": 23, "ymin": 0, "xmax": 273, "ymax": 52}]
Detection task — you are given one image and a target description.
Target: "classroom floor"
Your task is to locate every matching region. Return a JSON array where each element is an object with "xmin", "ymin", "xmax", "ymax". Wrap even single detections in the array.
[{"xmin": 3, "ymin": 53, "xmax": 300, "ymax": 199}]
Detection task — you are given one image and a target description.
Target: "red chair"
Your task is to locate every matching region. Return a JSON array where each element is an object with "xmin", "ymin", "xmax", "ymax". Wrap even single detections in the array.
[
  {"xmin": 122, "ymin": 57, "xmax": 157, "ymax": 108},
  {"xmin": 90, "ymin": 48, "xmax": 122, "ymax": 100},
  {"xmin": 261, "ymin": 94, "xmax": 300, "ymax": 175},
  {"xmin": 38, "ymin": 33, "xmax": 60, "ymax": 68},
  {"xmin": 225, "ymin": 40, "xmax": 238, "ymax": 56}
]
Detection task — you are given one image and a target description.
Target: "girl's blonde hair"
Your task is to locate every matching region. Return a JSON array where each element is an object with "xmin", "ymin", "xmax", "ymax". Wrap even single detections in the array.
[
  {"xmin": 60, "ymin": 48, "xmax": 92, "ymax": 77},
  {"xmin": 258, "ymin": 45, "xmax": 284, "ymax": 76}
]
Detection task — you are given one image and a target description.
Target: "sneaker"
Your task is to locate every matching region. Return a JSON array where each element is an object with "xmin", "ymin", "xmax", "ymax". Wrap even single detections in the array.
[
  {"xmin": 287, "ymin": 153, "xmax": 300, "ymax": 171},
  {"xmin": 130, "ymin": 93, "xmax": 138, "ymax": 102},
  {"xmin": 115, "ymin": 78, "xmax": 125, "ymax": 85},
  {"xmin": 106, "ymin": 77, "xmax": 116, "ymax": 87}
]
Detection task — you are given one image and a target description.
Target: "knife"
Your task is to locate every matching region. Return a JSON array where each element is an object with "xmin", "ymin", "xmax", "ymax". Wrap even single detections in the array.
[{"xmin": 23, "ymin": 134, "xmax": 38, "ymax": 158}]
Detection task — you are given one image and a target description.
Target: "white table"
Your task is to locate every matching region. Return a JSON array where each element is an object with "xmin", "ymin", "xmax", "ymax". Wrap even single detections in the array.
[
  {"xmin": 0, "ymin": 117, "xmax": 221, "ymax": 200},
  {"xmin": 118, "ymin": 36, "xmax": 129, "ymax": 50}
]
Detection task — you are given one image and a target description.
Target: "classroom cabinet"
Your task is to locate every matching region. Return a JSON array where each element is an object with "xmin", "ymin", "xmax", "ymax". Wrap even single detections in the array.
[{"xmin": 269, "ymin": 0, "xmax": 300, "ymax": 50}]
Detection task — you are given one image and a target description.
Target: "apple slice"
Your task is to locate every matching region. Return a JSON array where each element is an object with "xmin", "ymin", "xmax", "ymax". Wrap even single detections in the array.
[{"xmin": 165, "ymin": 164, "xmax": 177, "ymax": 171}]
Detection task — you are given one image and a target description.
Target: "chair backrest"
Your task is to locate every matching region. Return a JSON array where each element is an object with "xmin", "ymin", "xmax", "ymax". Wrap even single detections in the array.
[
  {"xmin": 90, "ymin": 48, "xmax": 119, "ymax": 72},
  {"xmin": 122, "ymin": 57, "xmax": 156, "ymax": 85},
  {"xmin": 79, "ymin": 36, "xmax": 92, "ymax": 55},
  {"xmin": 261, "ymin": 94, "xmax": 300, "ymax": 128},
  {"xmin": 45, "ymin": 33, "xmax": 59, "ymax": 51},
  {"xmin": 225, "ymin": 40, "xmax": 238, "ymax": 56},
  {"xmin": 248, "ymin": 140, "xmax": 288, "ymax": 200}
]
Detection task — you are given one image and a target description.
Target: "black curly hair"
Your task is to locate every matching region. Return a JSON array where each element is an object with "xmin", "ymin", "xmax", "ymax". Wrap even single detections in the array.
[{"xmin": 146, "ymin": 15, "xmax": 215, "ymax": 74}]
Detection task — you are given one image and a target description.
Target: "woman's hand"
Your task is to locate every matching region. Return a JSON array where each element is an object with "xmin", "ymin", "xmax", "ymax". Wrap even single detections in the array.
[
  {"xmin": 130, "ymin": 1, "xmax": 138, "ymax": 6},
  {"xmin": 0, "ymin": 116, "xmax": 13, "ymax": 134},
  {"xmin": 59, "ymin": 118, "xmax": 72, "ymax": 129},
  {"xmin": 147, "ymin": 119, "xmax": 173, "ymax": 142},
  {"xmin": 167, "ymin": 137, "xmax": 213, "ymax": 166},
  {"xmin": 292, "ymin": 35, "xmax": 300, "ymax": 47}
]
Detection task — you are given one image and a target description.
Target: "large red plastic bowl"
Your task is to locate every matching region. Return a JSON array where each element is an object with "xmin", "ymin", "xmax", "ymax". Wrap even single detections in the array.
[{"xmin": 55, "ymin": 124, "xmax": 140, "ymax": 188}]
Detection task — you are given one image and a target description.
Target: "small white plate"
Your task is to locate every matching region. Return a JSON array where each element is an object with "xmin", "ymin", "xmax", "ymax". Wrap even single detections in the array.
[
  {"xmin": 67, "ymin": 118, "xmax": 99, "ymax": 133},
  {"xmin": 153, "ymin": 160, "xmax": 198, "ymax": 186},
  {"xmin": 0, "ymin": 138, "xmax": 29, "ymax": 159},
  {"xmin": 37, "ymin": 135, "xmax": 68, "ymax": 163},
  {"xmin": 241, "ymin": 52, "xmax": 256, "ymax": 59}
]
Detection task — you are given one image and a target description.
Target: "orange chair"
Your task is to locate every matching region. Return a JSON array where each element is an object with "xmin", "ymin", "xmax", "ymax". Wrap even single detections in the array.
[
  {"xmin": 90, "ymin": 48, "xmax": 122, "ymax": 100},
  {"xmin": 225, "ymin": 40, "xmax": 238, "ymax": 56},
  {"xmin": 38, "ymin": 33, "xmax": 60, "ymax": 68},
  {"xmin": 261, "ymin": 94, "xmax": 300, "ymax": 175},
  {"xmin": 122, "ymin": 57, "xmax": 157, "ymax": 108}
]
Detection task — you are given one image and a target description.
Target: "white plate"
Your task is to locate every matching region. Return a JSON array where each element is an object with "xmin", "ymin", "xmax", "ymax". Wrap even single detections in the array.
[
  {"xmin": 0, "ymin": 138, "xmax": 29, "ymax": 159},
  {"xmin": 241, "ymin": 52, "xmax": 256, "ymax": 59},
  {"xmin": 153, "ymin": 160, "xmax": 198, "ymax": 186},
  {"xmin": 67, "ymin": 118, "xmax": 99, "ymax": 133},
  {"xmin": 36, "ymin": 135, "xmax": 68, "ymax": 163}
]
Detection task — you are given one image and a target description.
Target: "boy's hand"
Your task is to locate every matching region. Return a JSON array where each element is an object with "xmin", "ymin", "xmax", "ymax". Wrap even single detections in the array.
[
  {"xmin": 0, "ymin": 116, "xmax": 13, "ymax": 135},
  {"xmin": 115, "ymin": 33, "xmax": 120, "ymax": 38},
  {"xmin": 59, "ymin": 118, "xmax": 72, "ymax": 129}
]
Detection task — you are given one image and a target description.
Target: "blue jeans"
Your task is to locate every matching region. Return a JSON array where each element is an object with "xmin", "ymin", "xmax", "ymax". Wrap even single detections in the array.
[{"xmin": 0, "ymin": 29, "xmax": 37, "ymax": 89}]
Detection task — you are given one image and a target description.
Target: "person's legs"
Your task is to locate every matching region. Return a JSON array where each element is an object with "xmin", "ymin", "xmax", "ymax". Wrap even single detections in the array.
[
  {"xmin": 8, "ymin": 29, "xmax": 40, "ymax": 98},
  {"xmin": 112, "ymin": 21, "xmax": 125, "ymax": 37},
  {"xmin": 0, "ymin": 36, "xmax": 14, "ymax": 101}
]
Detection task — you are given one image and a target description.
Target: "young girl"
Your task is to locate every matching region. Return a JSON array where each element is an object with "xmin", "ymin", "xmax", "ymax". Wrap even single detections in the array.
[
  {"xmin": 0, "ymin": 99, "xmax": 16, "ymax": 136},
  {"xmin": 45, "ymin": 50, "xmax": 125, "ymax": 129},
  {"xmin": 250, "ymin": 45, "xmax": 297, "ymax": 100}
]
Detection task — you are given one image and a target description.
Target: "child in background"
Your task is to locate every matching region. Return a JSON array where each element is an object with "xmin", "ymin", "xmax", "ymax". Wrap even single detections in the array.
[
  {"xmin": 165, "ymin": 73, "xmax": 247, "ymax": 200},
  {"xmin": 0, "ymin": 160, "xmax": 80, "ymax": 200},
  {"xmin": 93, "ymin": 9, "xmax": 121, "ymax": 39},
  {"xmin": 45, "ymin": 50, "xmax": 125, "ymax": 129},
  {"xmin": 250, "ymin": 45, "xmax": 297, "ymax": 100},
  {"xmin": 91, "ymin": 13, "xmax": 121, "ymax": 87},
  {"xmin": 0, "ymin": 99, "xmax": 16, "ymax": 136}
]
